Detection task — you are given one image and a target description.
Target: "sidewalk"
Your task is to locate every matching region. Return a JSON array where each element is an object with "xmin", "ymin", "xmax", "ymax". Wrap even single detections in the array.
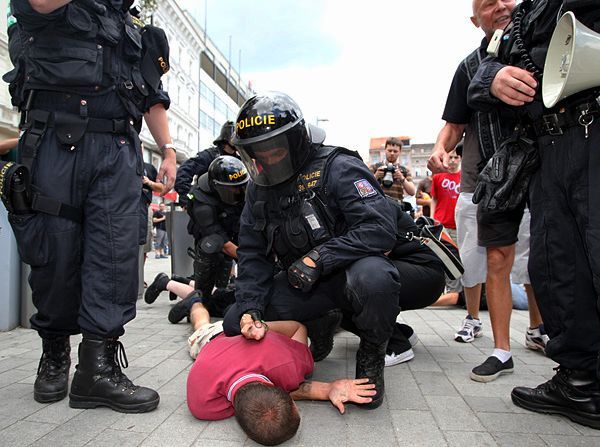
[{"xmin": 0, "ymin": 255, "xmax": 597, "ymax": 446}]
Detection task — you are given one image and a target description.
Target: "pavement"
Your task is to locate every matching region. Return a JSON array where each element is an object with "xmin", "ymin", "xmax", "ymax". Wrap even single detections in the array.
[{"xmin": 0, "ymin": 255, "xmax": 598, "ymax": 447}]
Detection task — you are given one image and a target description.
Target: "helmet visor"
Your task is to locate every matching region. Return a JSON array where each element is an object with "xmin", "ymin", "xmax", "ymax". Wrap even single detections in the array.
[
  {"xmin": 237, "ymin": 131, "xmax": 309, "ymax": 187},
  {"xmin": 214, "ymin": 183, "xmax": 247, "ymax": 205}
]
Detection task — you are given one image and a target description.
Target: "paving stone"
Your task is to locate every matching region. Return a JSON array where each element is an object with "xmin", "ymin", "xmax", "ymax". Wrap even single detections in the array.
[
  {"xmin": 425, "ymin": 395, "xmax": 485, "ymax": 432},
  {"xmin": 346, "ymin": 424, "xmax": 397, "ymax": 446},
  {"xmin": 25, "ymin": 401, "xmax": 83, "ymax": 425},
  {"xmin": 86, "ymin": 428, "xmax": 147, "ymax": 447},
  {"xmin": 390, "ymin": 410, "xmax": 447, "ymax": 446},
  {"xmin": 415, "ymin": 371, "xmax": 459, "ymax": 396},
  {"xmin": 139, "ymin": 408, "xmax": 208, "ymax": 446},
  {"xmin": 444, "ymin": 430, "xmax": 498, "ymax": 447},
  {"xmin": 540, "ymin": 434, "xmax": 600, "ymax": 446},
  {"xmin": 110, "ymin": 394, "xmax": 181, "ymax": 433},
  {"xmin": 0, "ymin": 416, "xmax": 17, "ymax": 431},
  {"xmin": 0, "ymin": 420, "xmax": 57, "ymax": 447},
  {"xmin": 491, "ymin": 432, "xmax": 547, "ymax": 447},
  {"xmin": 196, "ymin": 417, "xmax": 245, "ymax": 443},
  {"xmin": 478, "ymin": 412, "xmax": 580, "ymax": 435}
]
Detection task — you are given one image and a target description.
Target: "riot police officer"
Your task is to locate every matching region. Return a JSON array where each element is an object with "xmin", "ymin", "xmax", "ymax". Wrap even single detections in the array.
[
  {"xmin": 468, "ymin": 0, "xmax": 600, "ymax": 428},
  {"xmin": 145, "ymin": 156, "xmax": 247, "ymax": 323},
  {"xmin": 222, "ymin": 91, "xmax": 403, "ymax": 409},
  {"xmin": 3, "ymin": 0, "xmax": 175, "ymax": 413},
  {"xmin": 174, "ymin": 121, "xmax": 238, "ymax": 208}
]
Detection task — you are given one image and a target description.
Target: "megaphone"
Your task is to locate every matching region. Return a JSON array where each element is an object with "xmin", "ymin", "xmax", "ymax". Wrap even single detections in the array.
[{"xmin": 542, "ymin": 12, "xmax": 600, "ymax": 108}]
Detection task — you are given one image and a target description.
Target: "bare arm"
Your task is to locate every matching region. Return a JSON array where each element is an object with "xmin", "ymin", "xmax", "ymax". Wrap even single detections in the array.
[
  {"xmin": 142, "ymin": 177, "xmax": 165, "ymax": 194},
  {"xmin": 402, "ymin": 179, "xmax": 416, "ymax": 196},
  {"xmin": 144, "ymin": 104, "xmax": 176, "ymax": 195},
  {"xmin": 428, "ymin": 122, "xmax": 466, "ymax": 173},
  {"xmin": 289, "ymin": 378, "xmax": 376, "ymax": 413},
  {"xmin": 0, "ymin": 138, "xmax": 19, "ymax": 155},
  {"xmin": 430, "ymin": 197, "xmax": 437, "ymax": 221}
]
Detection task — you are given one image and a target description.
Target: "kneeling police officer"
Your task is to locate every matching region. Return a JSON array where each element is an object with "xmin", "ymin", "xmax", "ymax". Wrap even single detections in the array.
[
  {"xmin": 223, "ymin": 91, "xmax": 403, "ymax": 409},
  {"xmin": 2, "ymin": 0, "xmax": 176, "ymax": 413}
]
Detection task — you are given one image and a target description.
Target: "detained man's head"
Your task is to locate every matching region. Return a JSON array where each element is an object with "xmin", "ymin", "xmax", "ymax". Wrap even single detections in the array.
[
  {"xmin": 233, "ymin": 382, "xmax": 300, "ymax": 446},
  {"xmin": 471, "ymin": 0, "xmax": 515, "ymax": 41}
]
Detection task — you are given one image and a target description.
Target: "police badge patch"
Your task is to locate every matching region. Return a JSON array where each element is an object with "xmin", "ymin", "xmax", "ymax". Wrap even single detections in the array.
[{"xmin": 354, "ymin": 179, "xmax": 377, "ymax": 198}]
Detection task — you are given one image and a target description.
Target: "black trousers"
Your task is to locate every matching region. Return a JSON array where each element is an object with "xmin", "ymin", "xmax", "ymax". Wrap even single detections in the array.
[
  {"xmin": 224, "ymin": 255, "xmax": 444, "ymax": 345},
  {"xmin": 11, "ymin": 102, "xmax": 142, "ymax": 338},
  {"xmin": 528, "ymin": 120, "xmax": 600, "ymax": 374},
  {"xmin": 193, "ymin": 243, "xmax": 232, "ymax": 298}
]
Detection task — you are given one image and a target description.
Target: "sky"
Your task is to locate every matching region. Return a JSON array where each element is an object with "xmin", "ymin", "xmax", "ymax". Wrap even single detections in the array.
[{"xmin": 179, "ymin": 0, "xmax": 484, "ymax": 157}]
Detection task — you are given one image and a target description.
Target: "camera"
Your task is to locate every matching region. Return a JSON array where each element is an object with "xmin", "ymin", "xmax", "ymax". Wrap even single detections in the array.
[{"xmin": 382, "ymin": 163, "xmax": 396, "ymax": 188}]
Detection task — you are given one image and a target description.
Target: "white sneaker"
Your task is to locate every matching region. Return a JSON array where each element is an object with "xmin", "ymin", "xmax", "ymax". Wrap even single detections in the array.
[
  {"xmin": 525, "ymin": 325, "xmax": 549, "ymax": 353},
  {"xmin": 454, "ymin": 315, "xmax": 483, "ymax": 343},
  {"xmin": 385, "ymin": 348, "xmax": 415, "ymax": 367}
]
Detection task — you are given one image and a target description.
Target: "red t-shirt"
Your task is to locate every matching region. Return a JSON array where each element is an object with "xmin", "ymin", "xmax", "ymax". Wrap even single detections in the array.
[
  {"xmin": 187, "ymin": 331, "xmax": 314, "ymax": 421},
  {"xmin": 431, "ymin": 171, "xmax": 461, "ymax": 229}
]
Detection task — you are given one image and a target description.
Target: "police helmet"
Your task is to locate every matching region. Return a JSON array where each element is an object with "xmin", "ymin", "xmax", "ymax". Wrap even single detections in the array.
[
  {"xmin": 213, "ymin": 121, "xmax": 235, "ymax": 147},
  {"xmin": 231, "ymin": 91, "xmax": 325, "ymax": 187},
  {"xmin": 207, "ymin": 155, "xmax": 249, "ymax": 205}
]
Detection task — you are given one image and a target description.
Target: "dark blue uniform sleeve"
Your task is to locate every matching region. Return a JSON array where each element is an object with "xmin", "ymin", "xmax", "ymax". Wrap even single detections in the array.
[
  {"xmin": 467, "ymin": 56, "xmax": 505, "ymax": 112},
  {"xmin": 233, "ymin": 184, "xmax": 276, "ymax": 315},
  {"xmin": 318, "ymin": 154, "xmax": 397, "ymax": 275},
  {"xmin": 174, "ymin": 150, "xmax": 215, "ymax": 205},
  {"xmin": 145, "ymin": 87, "xmax": 170, "ymax": 112}
]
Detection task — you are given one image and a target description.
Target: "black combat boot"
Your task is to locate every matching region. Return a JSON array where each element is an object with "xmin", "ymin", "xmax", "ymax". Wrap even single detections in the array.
[
  {"xmin": 355, "ymin": 338, "xmax": 387, "ymax": 409},
  {"xmin": 511, "ymin": 367, "xmax": 600, "ymax": 429},
  {"xmin": 144, "ymin": 273, "xmax": 170, "ymax": 304},
  {"xmin": 34, "ymin": 336, "xmax": 71, "ymax": 403},
  {"xmin": 69, "ymin": 337, "xmax": 160, "ymax": 413},
  {"xmin": 305, "ymin": 309, "xmax": 342, "ymax": 362}
]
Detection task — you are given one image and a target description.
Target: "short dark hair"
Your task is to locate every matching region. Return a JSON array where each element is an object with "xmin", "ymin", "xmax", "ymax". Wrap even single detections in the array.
[
  {"xmin": 233, "ymin": 382, "xmax": 300, "ymax": 446},
  {"xmin": 385, "ymin": 137, "xmax": 403, "ymax": 149}
]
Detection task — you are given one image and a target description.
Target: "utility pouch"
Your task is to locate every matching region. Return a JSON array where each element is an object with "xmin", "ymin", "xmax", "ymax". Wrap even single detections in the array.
[
  {"xmin": 54, "ymin": 112, "xmax": 88, "ymax": 147},
  {"xmin": 472, "ymin": 131, "xmax": 539, "ymax": 212}
]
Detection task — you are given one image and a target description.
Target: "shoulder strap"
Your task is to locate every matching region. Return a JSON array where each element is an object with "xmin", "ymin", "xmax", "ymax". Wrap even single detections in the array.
[{"xmin": 462, "ymin": 48, "xmax": 482, "ymax": 81}]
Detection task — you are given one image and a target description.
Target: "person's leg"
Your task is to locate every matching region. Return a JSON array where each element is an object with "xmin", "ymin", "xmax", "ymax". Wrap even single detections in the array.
[
  {"xmin": 70, "ymin": 129, "xmax": 158, "ymax": 413},
  {"xmin": 454, "ymin": 193, "xmax": 486, "ymax": 342},
  {"xmin": 343, "ymin": 256, "xmax": 402, "ymax": 408},
  {"xmin": 485, "ymin": 245, "xmax": 515, "ymax": 352},
  {"xmin": 471, "ymin": 204, "xmax": 524, "ymax": 382},
  {"xmin": 512, "ymin": 128, "xmax": 600, "ymax": 429},
  {"xmin": 167, "ymin": 281, "xmax": 195, "ymax": 299}
]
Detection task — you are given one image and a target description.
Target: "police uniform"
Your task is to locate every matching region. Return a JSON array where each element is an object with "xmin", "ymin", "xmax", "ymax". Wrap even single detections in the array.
[
  {"xmin": 187, "ymin": 167, "xmax": 244, "ymax": 304},
  {"xmin": 222, "ymin": 92, "xmax": 433, "ymax": 410},
  {"xmin": 3, "ymin": 0, "xmax": 170, "ymax": 412},
  {"xmin": 468, "ymin": 0, "xmax": 600, "ymax": 428},
  {"xmin": 174, "ymin": 121, "xmax": 235, "ymax": 208}
]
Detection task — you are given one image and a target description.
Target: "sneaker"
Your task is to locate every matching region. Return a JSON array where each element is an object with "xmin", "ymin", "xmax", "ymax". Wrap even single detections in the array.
[
  {"xmin": 385, "ymin": 323, "xmax": 417, "ymax": 367},
  {"xmin": 144, "ymin": 273, "xmax": 169, "ymax": 304},
  {"xmin": 470, "ymin": 356, "xmax": 514, "ymax": 382},
  {"xmin": 454, "ymin": 315, "xmax": 483, "ymax": 343},
  {"xmin": 525, "ymin": 325, "xmax": 549, "ymax": 353},
  {"xmin": 397, "ymin": 323, "xmax": 419, "ymax": 347},
  {"xmin": 385, "ymin": 348, "xmax": 414, "ymax": 367},
  {"xmin": 168, "ymin": 291, "xmax": 204, "ymax": 324}
]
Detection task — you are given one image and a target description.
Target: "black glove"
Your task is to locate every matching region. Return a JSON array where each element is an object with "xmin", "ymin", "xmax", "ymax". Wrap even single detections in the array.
[{"xmin": 287, "ymin": 250, "xmax": 322, "ymax": 292}]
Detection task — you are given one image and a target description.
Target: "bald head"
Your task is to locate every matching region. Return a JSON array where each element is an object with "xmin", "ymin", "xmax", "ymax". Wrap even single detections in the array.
[{"xmin": 471, "ymin": 0, "xmax": 515, "ymax": 41}]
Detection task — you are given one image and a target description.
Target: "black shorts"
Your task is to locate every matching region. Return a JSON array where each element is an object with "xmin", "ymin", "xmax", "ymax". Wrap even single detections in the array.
[{"xmin": 477, "ymin": 204, "xmax": 525, "ymax": 248}]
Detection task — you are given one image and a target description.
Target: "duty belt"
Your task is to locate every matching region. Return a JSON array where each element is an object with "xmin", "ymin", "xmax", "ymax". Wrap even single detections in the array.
[
  {"xmin": 23, "ymin": 110, "xmax": 131, "ymax": 135},
  {"xmin": 531, "ymin": 100, "xmax": 599, "ymax": 138}
]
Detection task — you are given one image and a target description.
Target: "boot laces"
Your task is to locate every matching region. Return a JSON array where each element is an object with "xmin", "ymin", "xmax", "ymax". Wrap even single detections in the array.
[
  {"xmin": 37, "ymin": 339, "xmax": 69, "ymax": 377},
  {"xmin": 107, "ymin": 339, "xmax": 136, "ymax": 390}
]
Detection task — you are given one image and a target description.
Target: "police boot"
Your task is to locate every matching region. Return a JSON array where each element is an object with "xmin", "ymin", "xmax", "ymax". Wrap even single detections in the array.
[
  {"xmin": 511, "ymin": 367, "xmax": 600, "ymax": 429},
  {"xmin": 305, "ymin": 309, "xmax": 342, "ymax": 362},
  {"xmin": 34, "ymin": 336, "xmax": 71, "ymax": 403},
  {"xmin": 69, "ymin": 337, "xmax": 159, "ymax": 413},
  {"xmin": 355, "ymin": 338, "xmax": 387, "ymax": 409}
]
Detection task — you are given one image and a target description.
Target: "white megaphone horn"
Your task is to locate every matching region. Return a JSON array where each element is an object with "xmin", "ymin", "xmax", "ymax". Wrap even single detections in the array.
[{"xmin": 542, "ymin": 12, "xmax": 600, "ymax": 108}]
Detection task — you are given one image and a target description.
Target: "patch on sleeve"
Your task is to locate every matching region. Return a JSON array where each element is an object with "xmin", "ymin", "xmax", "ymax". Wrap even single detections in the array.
[{"xmin": 353, "ymin": 179, "xmax": 377, "ymax": 198}]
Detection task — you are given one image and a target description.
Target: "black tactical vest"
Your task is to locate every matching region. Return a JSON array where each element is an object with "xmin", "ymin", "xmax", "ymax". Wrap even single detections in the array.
[
  {"xmin": 4, "ymin": 0, "xmax": 149, "ymax": 119},
  {"xmin": 252, "ymin": 145, "xmax": 360, "ymax": 269},
  {"xmin": 186, "ymin": 185, "xmax": 243, "ymax": 244}
]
